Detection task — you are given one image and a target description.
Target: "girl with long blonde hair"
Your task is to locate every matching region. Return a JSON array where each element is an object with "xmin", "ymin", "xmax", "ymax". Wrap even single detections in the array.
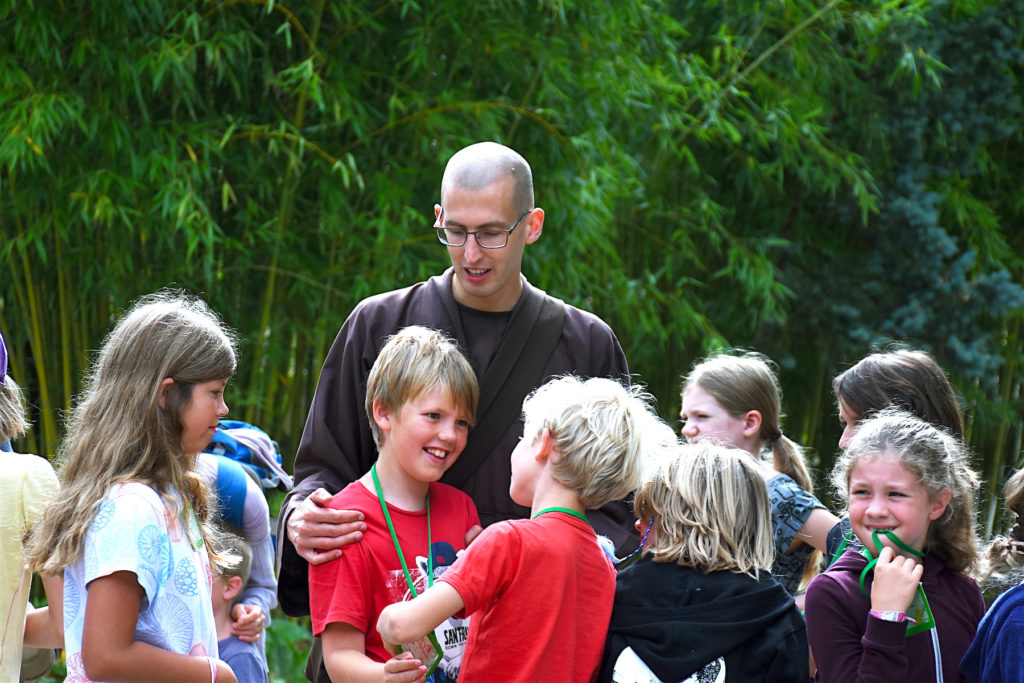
[
  {"xmin": 25, "ymin": 293, "xmax": 240, "ymax": 682},
  {"xmin": 598, "ymin": 443, "xmax": 808, "ymax": 682},
  {"xmin": 680, "ymin": 351, "xmax": 838, "ymax": 597}
]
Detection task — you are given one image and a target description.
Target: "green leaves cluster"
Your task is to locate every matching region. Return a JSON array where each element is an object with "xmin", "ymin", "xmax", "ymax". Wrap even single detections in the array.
[{"xmin": 2, "ymin": 0, "xmax": 1021, "ymax": 544}]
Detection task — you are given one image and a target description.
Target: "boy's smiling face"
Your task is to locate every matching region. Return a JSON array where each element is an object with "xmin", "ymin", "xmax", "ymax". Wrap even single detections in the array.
[{"xmin": 375, "ymin": 386, "xmax": 472, "ymax": 486}]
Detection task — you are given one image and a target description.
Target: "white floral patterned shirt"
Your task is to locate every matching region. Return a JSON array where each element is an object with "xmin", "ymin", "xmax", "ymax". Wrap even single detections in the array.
[{"xmin": 63, "ymin": 482, "xmax": 217, "ymax": 682}]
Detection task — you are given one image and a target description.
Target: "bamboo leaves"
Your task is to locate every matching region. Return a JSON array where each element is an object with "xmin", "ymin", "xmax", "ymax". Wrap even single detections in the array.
[{"xmin": 0, "ymin": 0, "xmax": 1020, "ymax": 539}]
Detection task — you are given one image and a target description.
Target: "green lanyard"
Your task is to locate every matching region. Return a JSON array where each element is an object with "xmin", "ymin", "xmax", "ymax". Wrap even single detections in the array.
[
  {"xmin": 532, "ymin": 506, "xmax": 588, "ymax": 523},
  {"xmin": 857, "ymin": 529, "xmax": 936, "ymax": 636},
  {"xmin": 371, "ymin": 464, "xmax": 433, "ymax": 595},
  {"xmin": 856, "ymin": 529, "xmax": 924, "ymax": 598},
  {"xmin": 370, "ymin": 464, "xmax": 443, "ymax": 676}
]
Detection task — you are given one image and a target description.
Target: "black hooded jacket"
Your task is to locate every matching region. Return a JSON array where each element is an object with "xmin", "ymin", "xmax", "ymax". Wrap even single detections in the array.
[{"xmin": 598, "ymin": 556, "xmax": 808, "ymax": 682}]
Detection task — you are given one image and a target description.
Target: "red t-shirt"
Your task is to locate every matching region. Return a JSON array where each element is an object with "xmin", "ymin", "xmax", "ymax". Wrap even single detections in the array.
[
  {"xmin": 440, "ymin": 510, "xmax": 616, "ymax": 683},
  {"xmin": 309, "ymin": 480, "xmax": 480, "ymax": 666}
]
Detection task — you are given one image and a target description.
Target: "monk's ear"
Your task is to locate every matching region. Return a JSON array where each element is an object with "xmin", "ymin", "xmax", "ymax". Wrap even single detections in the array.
[{"xmin": 523, "ymin": 208, "xmax": 544, "ymax": 245}]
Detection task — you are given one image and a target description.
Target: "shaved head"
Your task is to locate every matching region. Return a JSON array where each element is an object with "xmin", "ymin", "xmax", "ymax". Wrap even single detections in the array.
[{"xmin": 441, "ymin": 142, "xmax": 534, "ymax": 212}]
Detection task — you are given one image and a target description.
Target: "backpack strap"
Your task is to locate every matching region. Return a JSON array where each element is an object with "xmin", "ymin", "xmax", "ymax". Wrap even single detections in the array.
[
  {"xmin": 442, "ymin": 287, "xmax": 566, "ymax": 489},
  {"xmin": 214, "ymin": 455, "xmax": 250, "ymax": 530}
]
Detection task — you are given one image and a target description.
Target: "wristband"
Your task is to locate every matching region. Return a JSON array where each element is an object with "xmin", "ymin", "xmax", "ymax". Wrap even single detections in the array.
[
  {"xmin": 869, "ymin": 609, "xmax": 907, "ymax": 623},
  {"xmin": 207, "ymin": 656, "xmax": 218, "ymax": 683}
]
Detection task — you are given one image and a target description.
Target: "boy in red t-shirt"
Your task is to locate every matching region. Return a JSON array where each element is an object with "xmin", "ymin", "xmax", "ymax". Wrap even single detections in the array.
[
  {"xmin": 308, "ymin": 326, "xmax": 481, "ymax": 683},
  {"xmin": 377, "ymin": 375, "xmax": 661, "ymax": 683}
]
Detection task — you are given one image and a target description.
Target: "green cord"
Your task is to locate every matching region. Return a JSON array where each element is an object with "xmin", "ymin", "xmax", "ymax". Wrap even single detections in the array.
[
  {"xmin": 857, "ymin": 529, "xmax": 924, "ymax": 599},
  {"xmin": 370, "ymin": 464, "xmax": 444, "ymax": 677}
]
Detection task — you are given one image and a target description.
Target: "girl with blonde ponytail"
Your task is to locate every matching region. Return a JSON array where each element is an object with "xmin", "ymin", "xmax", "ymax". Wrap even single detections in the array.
[
  {"xmin": 24, "ymin": 292, "xmax": 240, "ymax": 683},
  {"xmin": 680, "ymin": 351, "xmax": 838, "ymax": 597}
]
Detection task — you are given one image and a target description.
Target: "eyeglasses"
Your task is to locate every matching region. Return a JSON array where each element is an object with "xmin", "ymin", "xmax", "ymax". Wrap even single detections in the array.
[{"xmin": 434, "ymin": 208, "xmax": 533, "ymax": 249}]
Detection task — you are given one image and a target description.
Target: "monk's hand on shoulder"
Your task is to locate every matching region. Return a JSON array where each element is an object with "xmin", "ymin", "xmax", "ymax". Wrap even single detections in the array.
[
  {"xmin": 870, "ymin": 546, "xmax": 923, "ymax": 613},
  {"xmin": 287, "ymin": 488, "xmax": 367, "ymax": 565}
]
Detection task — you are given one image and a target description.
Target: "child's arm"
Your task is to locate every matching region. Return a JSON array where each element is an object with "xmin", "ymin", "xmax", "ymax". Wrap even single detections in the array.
[
  {"xmin": 793, "ymin": 508, "xmax": 840, "ymax": 554},
  {"xmin": 321, "ymin": 621, "xmax": 428, "ymax": 683},
  {"xmin": 24, "ymin": 572, "xmax": 63, "ymax": 648},
  {"xmin": 805, "ymin": 548, "xmax": 922, "ymax": 683},
  {"xmin": 376, "ymin": 582, "xmax": 465, "ymax": 653},
  {"xmin": 232, "ymin": 471, "xmax": 277, "ymax": 643},
  {"xmin": 82, "ymin": 570, "xmax": 237, "ymax": 683}
]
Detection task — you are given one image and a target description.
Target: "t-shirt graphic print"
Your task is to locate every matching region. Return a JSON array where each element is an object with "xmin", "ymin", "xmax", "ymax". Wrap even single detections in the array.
[{"xmin": 385, "ymin": 540, "xmax": 468, "ymax": 682}]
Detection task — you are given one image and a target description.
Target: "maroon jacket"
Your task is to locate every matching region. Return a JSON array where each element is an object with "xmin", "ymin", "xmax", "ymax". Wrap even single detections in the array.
[
  {"xmin": 277, "ymin": 269, "xmax": 631, "ymax": 616},
  {"xmin": 805, "ymin": 549, "xmax": 984, "ymax": 682}
]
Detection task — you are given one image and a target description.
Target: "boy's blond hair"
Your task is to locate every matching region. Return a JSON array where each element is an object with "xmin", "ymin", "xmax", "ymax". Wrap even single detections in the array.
[
  {"xmin": 364, "ymin": 326, "xmax": 478, "ymax": 449},
  {"xmin": 520, "ymin": 375, "xmax": 655, "ymax": 510},
  {"xmin": 635, "ymin": 442, "xmax": 774, "ymax": 579},
  {"xmin": 215, "ymin": 527, "xmax": 253, "ymax": 585}
]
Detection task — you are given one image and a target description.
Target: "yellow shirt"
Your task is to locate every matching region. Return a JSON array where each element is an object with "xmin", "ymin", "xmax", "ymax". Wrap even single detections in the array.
[{"xmin": 0, "ymin": 452, "xmax": 58, "ymax": 680}]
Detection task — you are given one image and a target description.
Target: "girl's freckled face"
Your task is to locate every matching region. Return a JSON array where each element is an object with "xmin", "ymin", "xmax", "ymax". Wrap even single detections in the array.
[{"xmin": 847, "ymin": 455, "xmax": 948, "ymax": 556}]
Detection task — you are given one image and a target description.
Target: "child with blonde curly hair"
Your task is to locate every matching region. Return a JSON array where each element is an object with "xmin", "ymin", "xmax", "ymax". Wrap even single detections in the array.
[
  {"xmin": 961, "ymin": 466, "xmax": 1024, "ymax": 681},
  {"xmin": 805, "ymin": 409, "xmax": 984, "ymax": 682}
]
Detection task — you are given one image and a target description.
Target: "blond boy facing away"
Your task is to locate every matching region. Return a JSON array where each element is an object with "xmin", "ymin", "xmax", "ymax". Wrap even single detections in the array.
[
  {"xmin": 377, "ymin": 375, "xmax": 658, "ymax": 683},
  {"xmin": 212, "ymin": 531, "xmax": 268, "ymax": 683},
  {"xmin": 308, "ymin": 326, "xmax": 481, "ymax": 683}
]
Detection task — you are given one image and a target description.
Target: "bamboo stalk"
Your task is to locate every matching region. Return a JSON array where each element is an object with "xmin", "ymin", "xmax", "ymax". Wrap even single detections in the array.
[
  {"xmin": 246, "ymin": 0, "xmax": 327, "ymax": 425},
  {"xmin": 982, "ymin": 317, "xmax": 1022, "ymax": 538},
  {"xmin": 6, "ymin": 170, "xmax": 56, "ymax": 454},
  {"xmin": 55, "ymin": 219, "xmax": 73, "ymax": 414},
  {"xmin": 18, "ymin": 233, "xmax": 57, "ymax": 455}
]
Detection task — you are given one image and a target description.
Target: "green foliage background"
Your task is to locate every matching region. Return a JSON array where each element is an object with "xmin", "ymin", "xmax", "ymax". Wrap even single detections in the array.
[{"xmin": 3, "ymin": 1, "xmax": 1023, "ymax": 679}]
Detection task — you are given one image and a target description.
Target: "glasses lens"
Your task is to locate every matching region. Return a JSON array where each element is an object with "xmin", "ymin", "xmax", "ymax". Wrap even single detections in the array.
[
  {"xmin": 475, "ymin": 230, "xmax": 508, "ymax": 248},
  {"xmin": 437, "ymin": 228, "xmax": 466, "ymax": 246}
]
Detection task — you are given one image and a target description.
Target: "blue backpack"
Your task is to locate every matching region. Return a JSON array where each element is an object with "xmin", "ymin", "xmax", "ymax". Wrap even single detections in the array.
[{"xmin": 202, "ymin": 419, "xmax": 292, "ymax": 538}]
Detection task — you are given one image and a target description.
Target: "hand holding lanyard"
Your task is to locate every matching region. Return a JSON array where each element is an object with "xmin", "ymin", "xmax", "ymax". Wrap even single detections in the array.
[{"xmin": 858, "ymin": 529, "xmax": 936, "ymax": 636}]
